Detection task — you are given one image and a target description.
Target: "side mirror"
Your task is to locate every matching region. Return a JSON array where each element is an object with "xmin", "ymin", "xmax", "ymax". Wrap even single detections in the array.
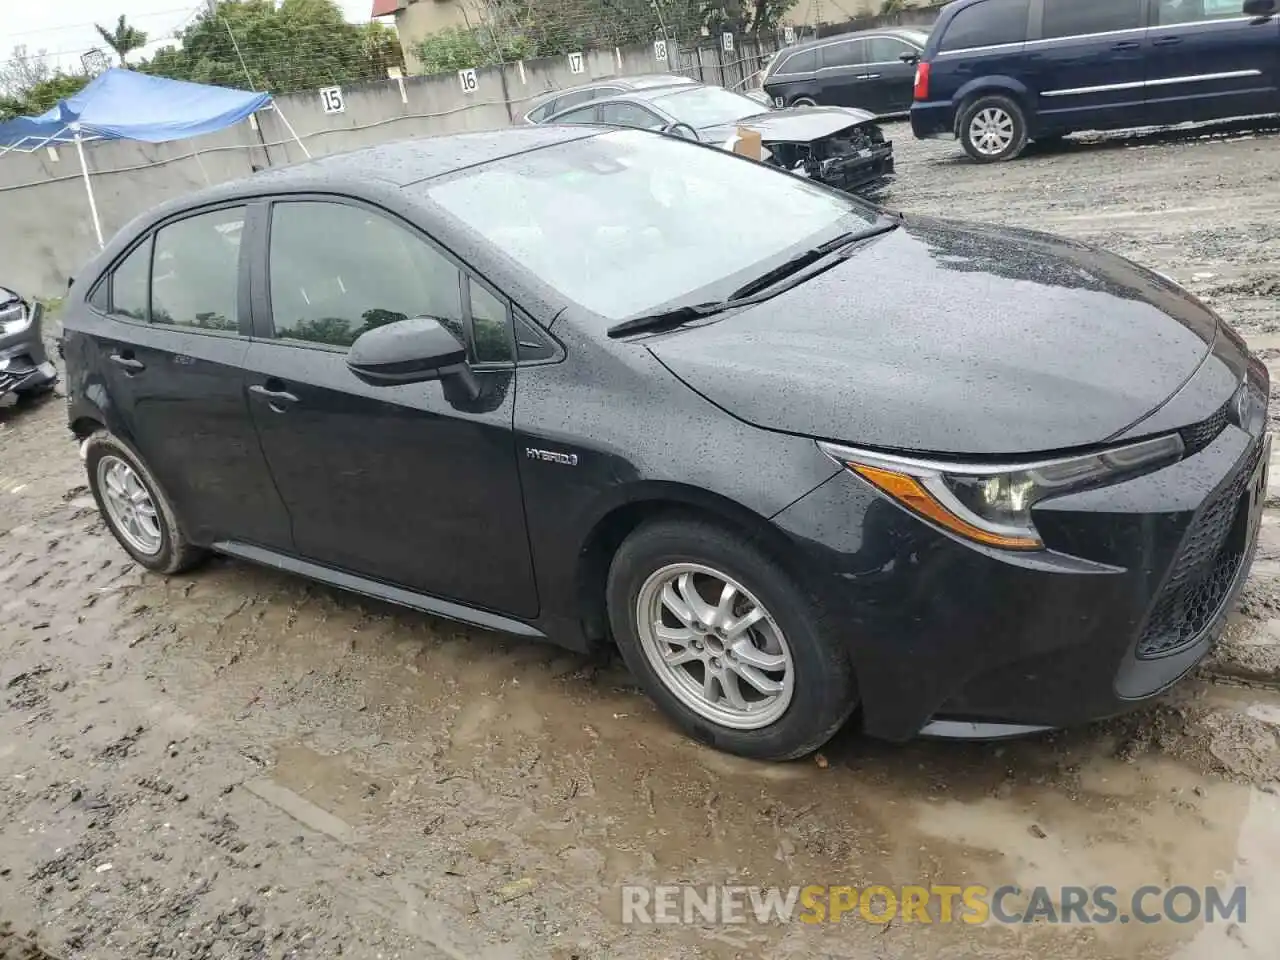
[
  {"xmin": 346, "ymin": 316, "xmax": 475, "ymax": 394},
  {"xmin": 899, "ymin": 52, "xmax": 921, "ymax": 64},
  {"xmin": 1244, "ymin": 0, "xmax": 1276, "ymax": 13}
]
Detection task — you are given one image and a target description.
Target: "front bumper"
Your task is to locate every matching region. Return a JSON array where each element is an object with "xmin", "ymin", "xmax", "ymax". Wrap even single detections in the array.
[
  {"xmin": 0, "ymin": 327, "xmax": 57, "ymax": 396},
  {"xmin": 773, "ymin": 378, "xmax": 1270, "ymax": 742}
]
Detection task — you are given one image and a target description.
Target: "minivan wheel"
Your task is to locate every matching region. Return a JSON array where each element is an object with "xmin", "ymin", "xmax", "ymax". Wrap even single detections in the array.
[
  {"xmin": 606, "ymin": 518, "xmax": 858, "ymax": 761},
  {"xmin": 790, "ymin": 96, "xmax": 818, "ymax": 107},
  {"xmin": 958, "ymin": 95, "xmax": 1028, "ymax": 162},
  {"xmin": 84, "ymin": 430, "xmax": 206, "ymax": 574}
]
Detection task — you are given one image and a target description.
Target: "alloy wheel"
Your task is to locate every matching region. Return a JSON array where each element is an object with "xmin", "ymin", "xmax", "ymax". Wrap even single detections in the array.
[
  {"xmin": 97, "ymin": 455, "xmax": 163, "ymax": 556},
  {"xmin": 635, "ymin": 563, "xmax": 795, "ymax": 730},
  {"xmin": 969, "ymin": 106, "xmax": 1015, "ymax": 156}
]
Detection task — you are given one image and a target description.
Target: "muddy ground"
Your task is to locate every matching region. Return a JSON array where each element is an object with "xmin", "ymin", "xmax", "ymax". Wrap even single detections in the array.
[{"xmin": 4, "ymin": 119, "xmax": 1280, "ymax": 960}]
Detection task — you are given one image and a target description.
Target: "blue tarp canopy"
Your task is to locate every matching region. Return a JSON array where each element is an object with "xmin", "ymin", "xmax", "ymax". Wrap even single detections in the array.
[{"xmin": 0, "ymin": 68, "xmax": 272, "ymax": 149}]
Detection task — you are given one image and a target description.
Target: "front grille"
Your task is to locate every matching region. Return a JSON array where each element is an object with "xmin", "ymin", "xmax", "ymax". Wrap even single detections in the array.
[
  {"xmin": 1179, "ymin": 402, "xmax": 1230, "ymax": 457},
  {"xmin": 1135, "ymin": 439, "xmax": 1261, "ymax": 659}
]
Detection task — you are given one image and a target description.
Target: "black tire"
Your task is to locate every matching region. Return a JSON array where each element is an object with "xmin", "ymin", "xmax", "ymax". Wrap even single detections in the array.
[
  {"xmin": 790, "ymin": 96, "xmax": 818, "ymax": 107},
  {"xmin": 606, "ymin": 517, "xmax": 858, "ymax": 761},
  {"xmin": 84, "ymin": 430, "xmax": 206, "ymax": 574},
  {"xmin": 958, "ymin": 94, "xmax": 1028, "ymax": 163}
]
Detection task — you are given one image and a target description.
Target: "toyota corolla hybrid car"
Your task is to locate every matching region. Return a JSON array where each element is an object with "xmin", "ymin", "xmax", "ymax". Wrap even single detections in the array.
[{"xmin": 61, "ymin": 127, "xmax": 1269, "ymax": 761}]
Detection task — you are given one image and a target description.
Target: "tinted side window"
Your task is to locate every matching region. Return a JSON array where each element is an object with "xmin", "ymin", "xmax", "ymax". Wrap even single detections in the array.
[
  {"xmin": 527, "ymin": 102, "xmax": 554, "ymax": 123},
  {"xmin": 151, "ymin": 208, "xmax": 244, "ymax": 332},
  {"xmin": 109, "ymin": 240, "xmax": 150, "ymax": 321},
  {"xmin": 598, "ymin": 101, "xmax": 665, "ymax": 129},
  {"xmin": 269, "ymin": 201, "xmax": 464, "ymax": 349},
  {"xmin": 777, "ymin": 49, "xmax": 817, "ymax": 74},
  {"xmin": 555, "ymin": 89, "xmax": 598, "ymax": 111},
  {"xmin": 468, "ymin": 279, "xmax": 512, "ymax": 364},
  {"xmin": 821, "ymin": 39, "xmax": 865, "ymax": 68},
  {"xmin": 553, "ymin": 105, "xmax": 600, "ymax": 124},
  {"xmin": 939, "ymin": 0, "xmax": 1030, "ymax": 50},
  {"xmin": 866, "ymin": 37, "xmax": 919, "ymax": 62},
  {"xmin": 1156, "ymin": 0, "xmax": 1241, "ymax": 25},
  {"xmin": 1043, "ymin": 0, "xmax": 1144, "ymax": 37}
]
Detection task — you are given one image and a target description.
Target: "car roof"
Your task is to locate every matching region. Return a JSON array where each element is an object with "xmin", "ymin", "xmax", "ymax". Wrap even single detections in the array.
[
  {"xmin": 550, "ymin": 82, "xmax": 737, "ymax": 111},
  {"xmin": 782, "ymin": 26, "xmax": 929, "ymax": 54},
  {"xmin": 525, "ymin": 73, "xmax": 696, "ymax": 111}
]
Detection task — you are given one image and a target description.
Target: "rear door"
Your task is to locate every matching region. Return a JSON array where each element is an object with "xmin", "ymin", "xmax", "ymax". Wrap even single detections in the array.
[
  {"xmin": 816, "ymin": 38, "xmax": 872, "ymax": 109},
  {"xmin": 763, "ymin": 47, "xmax": 819, "ymax": 106},
  {"xmin": 862, "ymin": 35, "xmax": 926, "ymax": 113},
  {"xmin": 1027, "ymin": 0, "xmax": 1150, "ymax": 131},
  {"xmin": 1144, "ymin": 0, "xmax": 1280, "ymax": 123},
  {"xmin": 82, "ymin": 205, "xmax": 294, "ymax": 550},
  {"xmin": 243, "ymin": 197, "xmax": 539, "ymax": 619}
]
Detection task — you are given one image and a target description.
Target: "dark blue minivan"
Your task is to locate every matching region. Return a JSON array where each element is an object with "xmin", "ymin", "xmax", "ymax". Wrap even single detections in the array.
[{"xmin": 910, "ymin": 0, "xmax": 1279, "ymax": 161}]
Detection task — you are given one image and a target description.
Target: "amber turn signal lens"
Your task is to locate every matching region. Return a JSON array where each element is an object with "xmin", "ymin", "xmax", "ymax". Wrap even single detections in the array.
[{"xmin": 850, "ymin": 464, "xmax": 1043, "ymax": 551}]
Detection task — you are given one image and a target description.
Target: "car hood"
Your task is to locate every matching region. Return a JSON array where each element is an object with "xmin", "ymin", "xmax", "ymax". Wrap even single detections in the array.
[
  {"xmin": 701, "ymin": 106, "xmax": 877, "ymax": 144},
  {"xmin": 648, "ymin": 216, "xmax": 1218, "ymax": 456}
]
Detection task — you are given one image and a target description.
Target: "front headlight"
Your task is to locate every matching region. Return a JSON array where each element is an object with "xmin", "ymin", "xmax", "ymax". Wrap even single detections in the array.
[
  {"xmin": 819, "ymin": 434, "xmax": 1184, "ymax": 551},
  {"xmin": 0, "ymin": 301, "xmax": 31, "ymax": 336}
]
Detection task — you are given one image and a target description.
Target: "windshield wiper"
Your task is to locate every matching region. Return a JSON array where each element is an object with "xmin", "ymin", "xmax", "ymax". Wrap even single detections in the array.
[{"xmin": 606, "ymin": 219, "xmax": 900, "ymax": 339}]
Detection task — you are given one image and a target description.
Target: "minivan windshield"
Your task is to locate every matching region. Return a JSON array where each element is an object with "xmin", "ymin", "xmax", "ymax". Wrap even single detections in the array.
[
  {"xmin": 650, "ymin": 86, "xmax": 769, "ymax": 128},
  {"xmin": 424, "ymin": 130, "xmax": 876, "ymax": 320}
]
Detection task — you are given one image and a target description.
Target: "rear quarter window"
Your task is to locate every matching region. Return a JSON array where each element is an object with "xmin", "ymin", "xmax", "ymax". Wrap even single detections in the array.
[{"xmin": 938, "ymin": 0, "xmax": 1031, "ymax": 51}]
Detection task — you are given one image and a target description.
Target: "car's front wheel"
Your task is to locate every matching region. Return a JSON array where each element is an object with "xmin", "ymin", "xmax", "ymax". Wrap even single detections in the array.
[
  {"xmin": 606, "ymin": 517, "xmax": 858, "ymax": 760},
  {"xmin": 958, "ymin": 94, "xmax": 1028, "ymax": 162},
  {"xmin": 84, "ymin": 430, "xmax": 206, "ymax": 574},
  {"xmin": 790, "ymin": 96, "xmax": 818, "ymax": 107}
]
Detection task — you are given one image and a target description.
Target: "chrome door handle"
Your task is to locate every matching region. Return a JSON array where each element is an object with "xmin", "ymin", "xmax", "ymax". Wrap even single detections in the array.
[
  {"xmin": 863, "ymin": 73, "xmax": 881, "ymax": 79},
  {"xmin": 1152, "ymin": 36, "xmax": 1183, "ymax": 46},
  {"xmin": 109, "ymin": 353, "xmax": 145, "ymax": 373},
  {"xmin": 248, "ymin": 383, "xmax": 299, "ymax": 405}
]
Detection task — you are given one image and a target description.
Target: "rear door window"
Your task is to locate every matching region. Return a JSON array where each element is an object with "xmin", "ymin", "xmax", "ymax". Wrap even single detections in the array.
[
  {"xmin": 1042, "ymin": 0, "xmax": 1144, "ymax": 38},
  {"xmin": 1156, "ymin": 0, "xmax": 1243, "ymax": 24},
  {"xmin": 776, "ymin": 49, "xmax": 817, "ymax": 75},
  {"xmin": 554, "ymin": 89, "xmax": 600, "ymax": 112},
  {"xmin": 150, "ymin": 207, "xmax": 245, "ymax": 333},
  {"xmin": 550, "ymin": 105, "xmax": 600, "ymax": 124},
  {"xmin": 821, "ymin": 39, "xmax": 865, "ymax": 68},
  {"xmin": 598, "ymin": 101, "xmax": 666, "ymax": 129},
  {"xmin": 938, "ymin": 0, "xmax": 1030, "ymax": 50}
]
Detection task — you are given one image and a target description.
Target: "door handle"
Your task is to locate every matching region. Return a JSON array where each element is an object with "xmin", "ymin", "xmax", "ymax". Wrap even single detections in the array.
[
  {"xmin": 109, "ymin": 352, "xmax": 145, "ymax": 373},
  {"xmin": 863, "ymin": 73, "xmax": 881, "ymax": 80},
  {"xmin": 248, "ymin": 382, "xmax": 300, "ymax": 408},
  {"xmin": 1112, "ymin": 40, "xmax": 1142, "ymax": 50},
  {"xmin": 1152, "ymin": 36, "xmax": 1183, "ymax": 46}
]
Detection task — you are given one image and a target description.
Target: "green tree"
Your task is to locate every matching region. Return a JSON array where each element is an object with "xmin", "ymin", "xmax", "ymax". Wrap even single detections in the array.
[
  {"xmin": 140, "ymin": 0, "xmax": 403, "ymax": 94},
  {"xmin": 94, "ymin": 15, "xmax": 149, "ymax": 63},
  {"xmin": 0, "ymin": 72, "xmax": 91, "ymax": 121}
]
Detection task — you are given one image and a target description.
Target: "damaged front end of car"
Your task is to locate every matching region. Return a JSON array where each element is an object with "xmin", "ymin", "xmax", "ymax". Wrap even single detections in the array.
[
  {"xmin": 0, "ymin": 286, "xmax": 59, "ymax": 402},
  {"xmin": 765, "ymin": 121, "xmax": 895, "ymax": 195}
]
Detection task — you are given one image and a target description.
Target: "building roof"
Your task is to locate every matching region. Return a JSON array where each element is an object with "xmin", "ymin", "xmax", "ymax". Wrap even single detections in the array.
[{"xmin": 371, "ymin": 0, "xmax": 405, "ymax": 18}]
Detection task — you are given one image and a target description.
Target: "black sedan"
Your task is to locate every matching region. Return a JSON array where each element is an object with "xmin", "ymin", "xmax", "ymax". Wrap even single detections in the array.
[
  {"xmin": 540, "ymin": 83, "xmax": 894, "ymax": 194},
  {"xmin": 61, "ymin": 127, "xmax": 1269, "ymax": 760}
]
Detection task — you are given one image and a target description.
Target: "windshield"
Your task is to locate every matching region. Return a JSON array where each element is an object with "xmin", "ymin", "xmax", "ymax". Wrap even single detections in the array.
[
  {"xmin": 651, "ymin": 86, "xmax": 770, "ymax": 129},
  {"xmin": 424, "ymin": 130, "xmax": 875, "ymax": 321}
]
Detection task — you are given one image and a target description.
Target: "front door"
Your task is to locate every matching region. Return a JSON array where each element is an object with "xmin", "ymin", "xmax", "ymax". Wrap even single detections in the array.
[
  {"xmin": 86, "ymin": 205, "xmax": 294, "ymax": 550},
  {"xmin": 1028, "ymin": 0, "xmax": 1151, "ymax": 132},
  {"xmin": 243, "ymin": 198, "xmax": 539, "ymax": 619},
  {"xmin": 861, "ymin": 35, "xmax": 924, "ymax": 114},
  {"xmin": 1144, "ymin": 0, "xmax": 1280, "ymax": 124}
]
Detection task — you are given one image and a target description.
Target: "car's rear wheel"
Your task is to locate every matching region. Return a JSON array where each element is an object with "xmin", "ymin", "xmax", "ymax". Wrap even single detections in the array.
[
  {"xmin": 606, "ymin": 518, "xmax": 858, "ymax": 760},
  {"xmin": 790, "ymin": 96, "xmax": 818, "ymax": 107},
  {"xmin": 958, "ymin": 95, "xmax": 1028, "ymax": 162},
  {"xmin": 85, "ymin": 430, "xmax": 205, "ymax": 574}
]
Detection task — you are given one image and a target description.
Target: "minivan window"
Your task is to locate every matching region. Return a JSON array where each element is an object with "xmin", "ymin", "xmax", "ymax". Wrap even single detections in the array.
[
  {"xmin": 776, "ymin": 49, "xmax": 817, "ymax": 74},
  {"xmin": 938, "ymin": 0, "xmax": 1030, "ymax": 51},
  {"xmin": 151, "ymin": 207, "xmax": 244, "ymax": 332},
  {"xmin": 268, "ymin": 201, "xmax": 464, "ymax": 349},
  {"xmin": 1156, "ymin": 0, "xmax": 1242, "ymax": 24},
  {"xmin": 821, "ymin": 39, "xmax": 865, "ymax": 69},
  {"xmin": 866, "ymin": 36, "xmax": 920, "ymax": 63},
  {"xmin": 1042, "ymin": 0, "xmax": 1144, "ymax": 38}
]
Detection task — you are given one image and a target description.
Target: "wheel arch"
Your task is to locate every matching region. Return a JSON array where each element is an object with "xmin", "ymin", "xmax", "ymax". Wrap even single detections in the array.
[
  {"xmin": 951, "ymin": 78, "xmax": 1033, "ymax": 136},
  {"xmin": 572, "ymin": 482, "xmax": 810, "ymax": 647}
]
